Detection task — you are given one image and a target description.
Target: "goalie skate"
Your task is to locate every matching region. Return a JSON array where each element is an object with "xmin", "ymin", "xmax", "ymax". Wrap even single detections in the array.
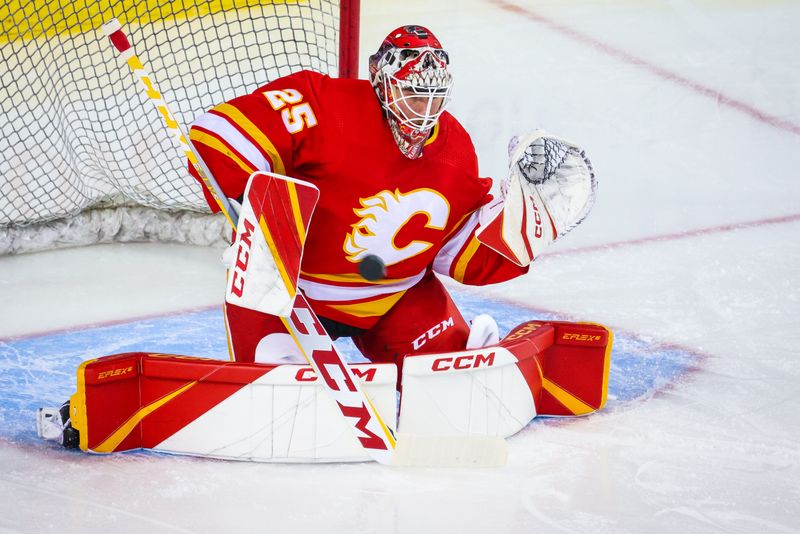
[{"xmin": 36, "ymin": 401, "xmax": 79, "ymax": 449}]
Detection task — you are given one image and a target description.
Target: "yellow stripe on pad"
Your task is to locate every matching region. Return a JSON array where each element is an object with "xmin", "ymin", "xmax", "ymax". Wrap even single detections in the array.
[
  {"xmin": 259, "ymin": 215, "xmax": 296, "ymax": 298},
  {"xmin": 542, "ymin": 378, "xmax": 595, "ymax": 415},
  {"xmin": 94, "ymin": 381, "xmax": 197, "ymax": 453},
  {"xmin": 424, "ymin": 122, "xmax": 439, "ymax": 146},
  {"xmin": 286, "ymin": 181, "xmax": 306, "ymax": 244},
  {"xmin": 581, "ymin": 322, "xmax": 614, "ymax": 411},
  {"xmin": 70, "ymin": 358, "xmax": 96, "ymax": 452}
]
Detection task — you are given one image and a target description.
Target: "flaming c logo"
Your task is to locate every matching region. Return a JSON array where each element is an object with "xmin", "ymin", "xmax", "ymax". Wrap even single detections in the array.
[{"xmin": 344, "ymin": 188, "xmax": 450, "ymax": 266}]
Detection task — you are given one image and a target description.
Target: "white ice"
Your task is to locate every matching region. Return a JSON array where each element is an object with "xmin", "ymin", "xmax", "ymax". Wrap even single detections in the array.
[{"xmin": 1, "ymin": 0, "xmax": 799, "ymax": 532}]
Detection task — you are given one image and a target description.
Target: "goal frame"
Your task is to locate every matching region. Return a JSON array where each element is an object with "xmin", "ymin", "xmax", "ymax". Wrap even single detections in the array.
[{"xmin": 339, "ymin": 0, "xmax": 361, "ymax": 79}]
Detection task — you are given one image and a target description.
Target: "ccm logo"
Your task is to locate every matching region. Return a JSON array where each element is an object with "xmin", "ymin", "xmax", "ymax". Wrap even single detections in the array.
[
  {"xmin": 431, "ymin": 352, "xmax": 495, "ymax": 372},
  {"xmin": 230, "ymin": 218, "xmax": 256, "ymax": 298},
  {"xmin": 505, "ymin": 322, "xmax": 541, "ymax": 341},
  {"xmin": 562, "ymin": 333, "xmax": 602, "ymax": 342},
  {"xmin": 529, "ymin": 195, "xmax": 543, "ymax": 239},
  {"xmin": 413, "ymin": 317, "xmax": 455, "ymax": 351},
  {"xmin": 290, "ymin": 301, "xmax": 390, "ymax": 451},
  {"xmin": 295, "ymin": 367, "xmax": 377, "ymax": 383},
  {"xmin": 97, "ymin": 366, "xmax": 133, "ymax": 380}
]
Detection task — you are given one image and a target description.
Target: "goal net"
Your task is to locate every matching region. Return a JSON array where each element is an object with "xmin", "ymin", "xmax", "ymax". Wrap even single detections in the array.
[{"xmin": 0, "ymin": 0, "xmax": 358, "ymax": 254}]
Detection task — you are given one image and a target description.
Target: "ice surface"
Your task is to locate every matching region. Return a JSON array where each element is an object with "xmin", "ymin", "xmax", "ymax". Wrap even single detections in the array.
[{"xmin": 1, "ymin": 0, "xmax": 799, "ymax": 532}]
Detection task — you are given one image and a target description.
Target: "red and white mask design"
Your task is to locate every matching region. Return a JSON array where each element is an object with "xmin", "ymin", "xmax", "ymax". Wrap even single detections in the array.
[{"xmin": 369, "ymin": 25, "xmax": 453, "ymax": 159}]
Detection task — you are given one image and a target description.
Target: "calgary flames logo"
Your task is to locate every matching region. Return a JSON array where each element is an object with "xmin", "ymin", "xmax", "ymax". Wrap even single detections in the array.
[{"xmin": 344, "ymin": 188, "xmax": 449, "ymax": 266}]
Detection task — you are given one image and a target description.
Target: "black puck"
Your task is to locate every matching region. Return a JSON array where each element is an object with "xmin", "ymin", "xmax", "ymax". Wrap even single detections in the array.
[{"xmin": 359, "ymin": 254, "xmax": 386, "ymax": 281}]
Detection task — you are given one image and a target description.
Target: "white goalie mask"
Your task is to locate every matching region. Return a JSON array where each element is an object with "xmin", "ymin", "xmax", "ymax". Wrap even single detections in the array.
[{"xmin": 369, "ymin": 25, "xmax": 453, "ymax": 159}]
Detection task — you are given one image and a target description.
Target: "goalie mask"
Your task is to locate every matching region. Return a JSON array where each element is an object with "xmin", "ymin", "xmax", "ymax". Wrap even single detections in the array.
[{"xmin": 369, "ymin": 25, "xmax": 453, "ymax": 159}]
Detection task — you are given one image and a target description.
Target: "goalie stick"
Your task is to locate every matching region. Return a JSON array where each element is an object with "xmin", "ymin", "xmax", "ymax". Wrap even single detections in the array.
[
  {"xmin": 101, "ymin": 20, "xmax": 504, "ymax": 466},
  {"xmin": 101, "ymin": 19, "xmax": 397, "ymax": 464},
  {"xmin": 102, "ymin": 18, "xmax": 238, "ymax": 229}
]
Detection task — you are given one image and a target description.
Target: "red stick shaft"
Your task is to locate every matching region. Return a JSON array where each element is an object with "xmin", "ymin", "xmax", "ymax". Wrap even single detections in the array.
[{"xmin": 108, "ymin": 30, "xmax": 131, "ymax": 53}]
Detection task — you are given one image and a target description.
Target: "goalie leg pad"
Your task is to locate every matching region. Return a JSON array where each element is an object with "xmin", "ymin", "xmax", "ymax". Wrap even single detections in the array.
[
  {"xmin": 66, "ymin": 352, "xmax": 397, "ymax": 462},
  {"xmin": 45, "ymin": 321, "xmax": 611, "ymax": 462},
  {"xmin": 398, "ymin": 320, "xmax": 612, "ymax": 437}
]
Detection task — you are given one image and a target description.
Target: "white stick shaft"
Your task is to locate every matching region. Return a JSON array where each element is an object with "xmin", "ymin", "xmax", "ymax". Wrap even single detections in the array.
[
  {"xmin": 103, "ymin": 19, "xmax": 398, "ymax": 464},
  {"xmin": 284, "ymin": 295, "xmax": 396, "ymax": 464},
  {"xmin": 102, "ymin": 19, "xmax": 238, "ymax": 228}
]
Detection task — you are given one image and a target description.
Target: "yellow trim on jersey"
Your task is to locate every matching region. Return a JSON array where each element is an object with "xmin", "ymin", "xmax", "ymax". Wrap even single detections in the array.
[
  {"xmin": 259, "ymin": 215, "xmax": 296, "ymax": 297},
  {"xmin": 286, "ymin": 181, "xmax": 306, "ymax": 244},
  {"xmin": 542, "ymin": 378, "xmax": 595, "ymax": 415},
  {"xmin": 453, "ymin": 235, "xmax": 482, "ymax": 282},
  {"xmin": 213, "ymin": 102, "xmax": 286, "ymax": 175},
  {"xmin": 424, "ymin": 122, "xmax": 440, "ymax": 146},
  {"xmin": 190, "ymin": 128, "xmax": 255, "ymax": 175},
  {"xmin": 326, "ymin": 291, "xmax": 406, "ymax": 318},
  {"xmin": 94, "ymin": 381, "xmax": 198, "ymax": 453}
]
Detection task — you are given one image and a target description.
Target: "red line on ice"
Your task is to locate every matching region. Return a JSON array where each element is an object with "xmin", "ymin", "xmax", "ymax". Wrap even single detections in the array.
[
  {"xmin": 0, "ymin": 304, "xmax": 220, "ymax": 343},
  {"xmin": 544, "ymin": 213, "xmax": 800, "ymax": 258},
  {"xmin": 488, "ymin": 0, "xmax": 800, "ymax": 137},
  {"xmin": 5, "ymin": 213, "xmax": 797, "ymax": 341}
]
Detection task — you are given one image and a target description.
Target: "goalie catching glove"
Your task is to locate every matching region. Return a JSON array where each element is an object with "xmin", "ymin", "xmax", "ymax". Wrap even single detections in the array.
[{"xmin": 476, "ymin": 130, "xmax": 597, "ymax": 266}]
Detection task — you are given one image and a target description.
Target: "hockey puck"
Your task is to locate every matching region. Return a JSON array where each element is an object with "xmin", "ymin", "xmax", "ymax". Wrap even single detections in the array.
[{"xmin": 359, "ymin": 254, "xmax": 386, "ymax": 281}]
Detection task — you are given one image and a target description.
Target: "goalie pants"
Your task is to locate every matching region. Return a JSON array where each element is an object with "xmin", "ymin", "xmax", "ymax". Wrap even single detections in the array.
[{"xmin": 224, "ymin": 272, "xmax": 470, "ymax": 366}]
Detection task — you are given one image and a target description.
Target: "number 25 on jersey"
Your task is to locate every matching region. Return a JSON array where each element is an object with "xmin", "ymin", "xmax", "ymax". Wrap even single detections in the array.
[{"xmin": 264, "ymin": 89, "xmax": 318, "ymax": 134}]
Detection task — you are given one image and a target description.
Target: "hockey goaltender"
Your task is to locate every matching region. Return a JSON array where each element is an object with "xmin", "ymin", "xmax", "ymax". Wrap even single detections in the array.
[{"xmin": 38, "ymin": 25, "xmax": 610, "ymax": 466}]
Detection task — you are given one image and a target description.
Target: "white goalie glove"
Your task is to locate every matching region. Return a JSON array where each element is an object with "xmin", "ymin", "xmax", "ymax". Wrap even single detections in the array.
[{"xmin": 476, "ymin": 130, "xmax": 597, "ymax": 266}]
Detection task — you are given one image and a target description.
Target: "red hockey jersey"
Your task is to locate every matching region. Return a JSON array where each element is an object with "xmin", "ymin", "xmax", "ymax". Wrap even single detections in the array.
[{"xmin": 189, "ymin": 70, "xmax": 527, "ymax": 328}]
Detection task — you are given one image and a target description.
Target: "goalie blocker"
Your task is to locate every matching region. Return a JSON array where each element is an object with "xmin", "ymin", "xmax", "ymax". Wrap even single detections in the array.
[{"xmin": 42, "ymin": 320, "xmax": 611, "ymax": 463}]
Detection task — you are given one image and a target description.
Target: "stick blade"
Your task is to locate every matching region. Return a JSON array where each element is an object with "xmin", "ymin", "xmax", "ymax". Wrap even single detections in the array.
[{"xmin": 392, "ymin": 433, "xmax": 508, "ymax": 468}]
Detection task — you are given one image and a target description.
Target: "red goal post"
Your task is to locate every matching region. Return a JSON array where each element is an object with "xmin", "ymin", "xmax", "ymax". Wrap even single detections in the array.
[{"xmin": 0, "ymin": 0, "xmax": 360, "ymax": 254}]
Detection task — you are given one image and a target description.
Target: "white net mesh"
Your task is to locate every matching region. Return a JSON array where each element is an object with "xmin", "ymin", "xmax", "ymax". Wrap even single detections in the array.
[{"xmin": 0, "ymin": 0, "xmax": 344, "ymax": 254}]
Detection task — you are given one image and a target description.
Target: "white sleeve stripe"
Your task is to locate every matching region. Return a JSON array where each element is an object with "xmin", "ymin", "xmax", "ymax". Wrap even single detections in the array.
[
  {"xmin": 433, "ymin": 210, "xmax": 481, "ymax": 276},
  {"xmin": 298, "ymin": 270, "xmax": 427, "ymax": 302},
  {"xmin": 192, "ymin": 112, "xmax": 270, "ymax": 172}
]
